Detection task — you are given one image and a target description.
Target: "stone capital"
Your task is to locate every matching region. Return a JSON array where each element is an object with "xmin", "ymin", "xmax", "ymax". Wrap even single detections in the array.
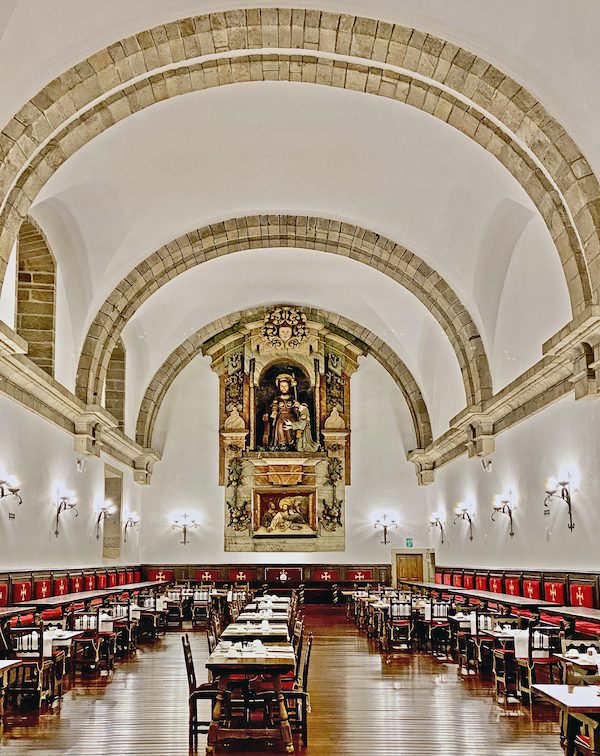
[
  {"xmin": 133, "ymin": 450, "xmax": 161, "ymax": 486},
  {"xmin": 73, "ymin": 404, "xmax": 117, "ymax": 457},
  {"xmin": 221, "ymin": 430, "xmax": 248, "ymax": 457}
]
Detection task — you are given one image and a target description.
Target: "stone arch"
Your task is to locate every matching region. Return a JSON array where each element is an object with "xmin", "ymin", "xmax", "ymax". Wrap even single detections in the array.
[
  {"xmin": 76, "ymin": 215, "xmax": 492, "ymax": 412},
  {"xmin": 0, "ymin": 10, "xmax": 597, "ymax": 314},
  {"xmin": 135, "ymin": 306, "xmax": 433, "ymax": 451},
  {"xmin": 16, "ymin": 219, "xmax": 56, "ymax": 376}
]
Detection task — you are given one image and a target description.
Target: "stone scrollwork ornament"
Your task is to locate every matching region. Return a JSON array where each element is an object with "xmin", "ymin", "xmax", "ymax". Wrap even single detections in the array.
[
  {"xmin": 321, "ymin": 457, "xmax": 344, "ymax": 532},
  {"xmin": 261, "ymin": 306, "xmax": 308, "ymax": 349},
  {"xmin": 226, "ymin": 458, "xmax": 250, "ymax": 530}
]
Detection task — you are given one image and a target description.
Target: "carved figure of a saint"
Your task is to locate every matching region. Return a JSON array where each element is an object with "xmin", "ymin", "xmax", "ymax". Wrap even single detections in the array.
[
  {"xmin": 284, "ymin": 403, "xmax": 320, "ymax": 452},
  {"xmin": 268, "ymin": 373, "xmax": 298, "ymax": 448}
]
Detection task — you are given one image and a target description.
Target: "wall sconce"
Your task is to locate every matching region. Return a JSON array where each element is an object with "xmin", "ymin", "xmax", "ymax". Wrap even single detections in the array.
[
  {"xmin": 492, "ymin": 492, "xmax": 515, "ymax": 537},
  {"xmin": 123, "ymin": 513, "xmax": 140, "ymax": 542},
  {"xmin": 54, "ymin": 494, "xmax": 78, "ymax": 537},
  {"xmin": 95, "ymin": 500, "xmax": 116, "ymax": 540},
  {"xmin": 172, "ymin": 513, "xmax": 198, "ymax": 545},
  {"xmin": 453, "ymin": 503, "xmax": 473, "ymax": 541},
  {"xmin": 0, "ymin": 476, "xmax": 22, "ymax": 506},
  {"xmin": 544, "ymin": 476, "xmax": 574, "ymax": 531},
  {"xmin": 429, "ymin": 512, "xmax": 445, "ymax": 543},
  {"xmin": 373, "ymin": 513, "xmax": 398, "ymax": 545}
]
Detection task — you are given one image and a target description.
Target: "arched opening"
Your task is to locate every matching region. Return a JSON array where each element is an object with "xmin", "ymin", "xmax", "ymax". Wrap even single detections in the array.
[
  {"xmin": 16, "ymin": 220, "xmax": 56, "ymax": 376},
  {"xmin": 105, "ymin": 338, "xmax": 126, "ymax": 429}
]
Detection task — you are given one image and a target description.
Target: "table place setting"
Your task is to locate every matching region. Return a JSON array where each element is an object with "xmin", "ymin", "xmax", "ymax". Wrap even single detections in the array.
[{"xmin": 215, "ymin": 640, "xmax": 295, "ymax": 659}]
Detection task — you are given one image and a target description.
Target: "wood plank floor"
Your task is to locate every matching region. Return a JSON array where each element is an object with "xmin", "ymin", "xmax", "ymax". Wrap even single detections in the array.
[{"xmin": 0, "ymin": 606, "xmax": 563, "ymax": 755}]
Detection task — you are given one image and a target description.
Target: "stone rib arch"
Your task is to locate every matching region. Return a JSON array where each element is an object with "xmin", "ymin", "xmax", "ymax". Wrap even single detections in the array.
[
  {"xmin": 135, "ymin": 306, "xmax": 433, "ymax": 452},
  {"xmin": 0, "ymin": 9, "xmax": 597, "ymax": 314},
  {"xmin": 76, "ymin": 215, "xmax": 492, "ymax": 412}
]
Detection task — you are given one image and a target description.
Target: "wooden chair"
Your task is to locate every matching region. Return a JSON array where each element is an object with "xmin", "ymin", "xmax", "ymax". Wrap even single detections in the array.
[
  {"xmin": 192, "ymin": 588, "xmax": 212, "ymax": 627},
  {"xmin": 386, "ymin": 599, "xmax": 413, "ymax": 651},
  {"xmin": 516, "ymin": 625, "xmax": 562, "ymax": 703},
  {"xmin": 262, "ymin": 631, "xmax": 313, "ymax": 746},
  {"xmin": 6, "ymin": 622, "xmax": 60, "ymax": 708},
  {"xmin": 422, "ymin": 600, "xmax": 451, "ymax": 656},
  {"xmin": 182, "ymin": 633, "xmax": 229, "ymax": 751},
  {"xmin": 69, "ymin": 607, "xmax": 117, "ymax": 674}
]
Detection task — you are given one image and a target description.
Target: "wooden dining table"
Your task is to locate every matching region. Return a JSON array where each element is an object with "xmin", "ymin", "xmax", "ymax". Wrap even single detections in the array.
[
  {"xmin": 221, "ymin": 622, "xmax": 290, "ymax": 643},
  {"xmin": 533, "ymin": 684, "xmax": 600, "ymax": 755},
  {"xmin": 205, "ymin": 643, "xmax": 296, "ymax": 754},
  {"xmin": 237, "ymin": 611, "xmax": 289, "ymax": 622}
]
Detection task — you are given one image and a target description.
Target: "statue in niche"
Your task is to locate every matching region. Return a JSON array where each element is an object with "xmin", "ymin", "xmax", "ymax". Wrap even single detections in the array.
[
  {"xmin": 285, "ymin": 403, "xmax": 319, "ymax": 452},
  {"xmin": 268, "ymin": 373, "xmax": 297, "ymax": 448},
  {"xmin": 256, "ymin": 364, "xmax": 318, "ymax": 451}
]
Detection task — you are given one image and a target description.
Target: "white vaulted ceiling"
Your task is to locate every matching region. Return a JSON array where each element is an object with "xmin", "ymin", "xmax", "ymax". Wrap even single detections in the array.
[{"xmin": 0, "ymin": 0, "xmax": 592, "ymax": 445}]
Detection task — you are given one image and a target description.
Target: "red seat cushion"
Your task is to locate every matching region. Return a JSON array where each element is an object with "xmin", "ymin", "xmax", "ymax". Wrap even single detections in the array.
[
  {"xmin": 516, "ymin": 656, "xmax": 560, "ymax": 665},
  {"xmin": 391, "ymin": 620, "xmax": 411, "ymax": 626},
  {"xmin": 10, "ymin": 613, "xmax": 35, "ymax": 626},
  {"xmin": 540, "ymin": 612, "xmax": 563, "ymax": 626},
  {"xmin": 41, "ymin": 608, "xmax": 63, "ymax": 621},
  {"xmin": 575, "ymin": 734, "xmax": 591, "ymax": 750},
  {"xmin": 575, "ymin": 621, "xmax": 600, "ymax": 636}
]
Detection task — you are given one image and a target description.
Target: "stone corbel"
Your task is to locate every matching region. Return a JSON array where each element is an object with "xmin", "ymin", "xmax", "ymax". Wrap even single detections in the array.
[
  {"xmin": 133, "ymin": 450, "xmax": 161, "ymax": 485},
  {"xmin": 73, "ymin": 404, "xmax": 117, "ymax": 457},
  {"xmin": 451, "ymin": 407, "xmax": 496, "ymax": 459},
  {"xmin": 406, "ymin": 449, "xmax": 435, "ymax": 486},
  {"xmin": 543, "ymin": 306, "xmax": 600, "ymax": 400}
]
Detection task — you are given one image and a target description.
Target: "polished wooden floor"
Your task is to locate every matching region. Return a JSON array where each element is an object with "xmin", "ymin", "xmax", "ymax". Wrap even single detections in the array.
[{"xmin": 1, "ymin": 606, "xmax": 562, "ymax": 755}]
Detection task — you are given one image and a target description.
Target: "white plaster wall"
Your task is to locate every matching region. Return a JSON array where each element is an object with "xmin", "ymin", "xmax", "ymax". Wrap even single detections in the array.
[
  {"xmin": 427, "ymin": 395, "xmax": 600, "ymax": 571},
  {"xmin": 0, "ymin": 394, "xmax": 140, "ymax": 569},
  {"xmin": 140, "ymin": 354, "xmax": 428, "ymax": 564}
]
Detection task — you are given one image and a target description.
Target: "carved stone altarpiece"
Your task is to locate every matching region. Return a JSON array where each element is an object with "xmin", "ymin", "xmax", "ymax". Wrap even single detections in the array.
[{"xmin": 204, "ymin": 306, "xmax": 363, "ymax": 553}]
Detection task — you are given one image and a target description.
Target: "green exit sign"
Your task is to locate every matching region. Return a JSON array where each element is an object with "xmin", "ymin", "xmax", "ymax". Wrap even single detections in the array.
[{"xmin": 405, "ymin": 537, "xmax": 413, "ymax": 548}]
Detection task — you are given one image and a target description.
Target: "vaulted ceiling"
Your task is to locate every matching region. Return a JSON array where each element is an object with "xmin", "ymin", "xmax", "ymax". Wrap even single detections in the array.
[{"xmin": 1, "ymin": 1, "xmax": 597, "ymax": 463}]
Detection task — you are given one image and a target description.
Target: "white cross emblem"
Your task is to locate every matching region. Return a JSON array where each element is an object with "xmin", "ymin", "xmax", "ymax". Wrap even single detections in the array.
[
  {"xmin": 576, "ymin": 587, "xmax": 585, "ymax": 605},
  {"xmin": 202, "ymin": 572, "xmax": 212, "ymax": 581},
  {"xmin": 156, "ymin": 571, "xmax": 166, "ymax": 581},
  {"xmin": 41, "ymin": 583, "xmax": 48, "ymax": 597},
  {"xmin": 58, "ymin": 581, "xmax": 65, "ymax": 594},
  {"xmin": 322, "ymin": 571, "xmax": 331, "ymax": 581},
  {"xmin": 19, "ymin": 585, "xmax": 27, "ymax": 601},
  {"xmin": 355, "ymin": 572, "xmax": 365, "ymax": 581},
  {"xmin": 74, "ymin": 579, "xmax": 80, "ymax": 591},
  {"xmin": 549, "ymin": 585, "xmax": 557, "ymax": 601},
  {"xmin": 508, "ymin": 581, "xmax": 515, "ymax": 594},
  {"xmin": 526, "ymin": 583, "xmax": 534, "ymax": 597},
  {"xmin": 236, "ymin": 572, "xmax": 246, "ymax": 581},
  {"xmin": 87, "ymin": 577, "xmax": 94, "ymax": 589}
]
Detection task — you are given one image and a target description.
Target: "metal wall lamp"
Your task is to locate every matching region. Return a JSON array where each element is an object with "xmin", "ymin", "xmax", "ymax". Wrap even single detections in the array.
[
  {"xmin": 453, "ymin": 503, "xmax": 473, "ymax": 541},
  {"xmin": 0, "ymin": 476, "xmax": 22, "ymax": 506},
  {"xmin": 54, "ymin": 494, "xmax": 78, "ymax": 537},
  {"xmin": 123, "ymin": 514, "xmax": 140, "ymax": 542},
  {"xmin": 95, "ymin": 501, "xmax": 116, "ymax": 540},
  {"xmin": 492, "ymin": 493, "xmax": 515, "ymax": 537},
  {"xmin": 429, "ymin": 513, "xmax": 445, "ymax": 543},
  {"xmin": 544, "ymin": 476, "xmax": 574, "ymax": 531},
  {"xmin": 172, "ymin": 513, "xmax": 198, "ymax": 545},
  {"xmin": 373, "ymin": 513, "xmax": 398, "ymax": 545}
]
